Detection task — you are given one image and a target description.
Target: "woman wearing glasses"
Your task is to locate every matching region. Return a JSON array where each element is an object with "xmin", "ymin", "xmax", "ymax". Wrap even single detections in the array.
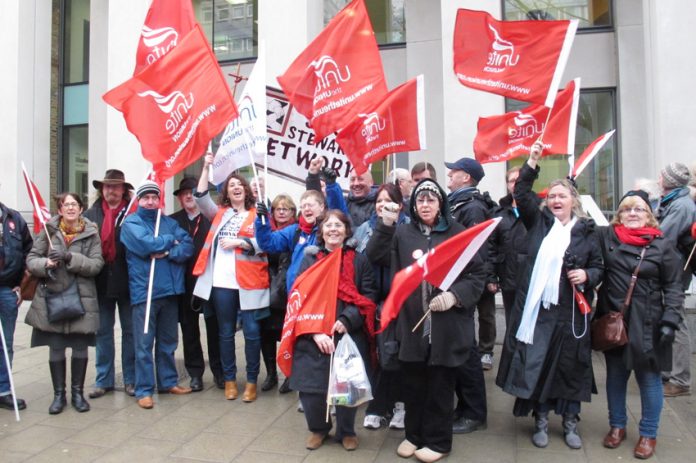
[
  {"xmin": 25, "ymin": 193, "xmax": 104, "ymax": 414},
  {"xmin": 597, "ymin": 190, "xmax": 684, "ymax": 459}
]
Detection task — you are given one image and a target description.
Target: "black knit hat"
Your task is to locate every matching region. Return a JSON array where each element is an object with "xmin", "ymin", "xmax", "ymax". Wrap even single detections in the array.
[{"xmin": 619, "ymin": 189, "xmax": 652, "ymax": 212}]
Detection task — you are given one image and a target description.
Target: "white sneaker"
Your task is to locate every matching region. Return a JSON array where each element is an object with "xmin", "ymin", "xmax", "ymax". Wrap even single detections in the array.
[
  {"xmin": 363, "ymin": 414, "xmax": 383, "ymax": 429},
  {"xmin": 389, "ymin": 402, "xmax": 405, "ymax": 429},
  {"xmin": 297, "ymin": 400, "xmax": 304, "ymax": 413},
  {"xmin": 481, "ymin": 353, "xmax": 493, "ymax": 371}
]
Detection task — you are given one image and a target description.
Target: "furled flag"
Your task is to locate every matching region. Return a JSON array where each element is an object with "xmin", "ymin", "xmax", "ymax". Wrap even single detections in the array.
[
  {"xmin": 21, "ymin": 163, "xmax": 52, "ymax": 234},
  {"xmin": 336, "ymin": 75, "xmax": 427, "ymax": 176},
  {"xmin": 103, "ymin": 25, "xmax": 238, "ymax": 181},
  {"xmin": 277, "ymin": 248, "xmax": 342, "ymax": 377},
  {"xmin": 570, "ymin": 130, "xmax": 615, "ymax": 178},
  {"xmin": 277, "ymin": 0, "xmax": 388, "ymax": 143},
  {"xmin": 473, "ymin": 78, "xmax": 580, "ymax": 164},
  {"xmin": 134, "ymin": 0, "xmax": 196, "ymax": 74},
  {"xmin": 453, "ymin": 9, "xmax": 578, "ymax": 107},
  {"xmin": 212, "ymin": 44, "xmax": 268, "ymax": 185},
  {"xmin": 378, "ymin": 218, "xmax": 501, "ymax": 333}
]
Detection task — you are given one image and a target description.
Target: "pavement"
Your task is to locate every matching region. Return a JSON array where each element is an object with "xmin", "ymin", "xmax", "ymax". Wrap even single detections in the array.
[{"xmin": 1, "ymin": 302, "xmax": 696, "ymax": 462}]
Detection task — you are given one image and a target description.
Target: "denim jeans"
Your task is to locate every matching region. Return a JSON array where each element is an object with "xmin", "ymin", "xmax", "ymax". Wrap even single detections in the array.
[
  {"xmin": 0, "ymin": 287, "xmax": 19, "ymax": 395},
  {"xmin": 605, "ymin": 352, "xmax": 663, "ymax": 438},
  {"xmin": 94, "ymin": 295, "xmax": 135, "ymax": 387},
  {"xmin": 131, "ymin": 296, "xmax": 179, "ymax": 398},
  {"xmin": 210, "ymin": 287, "xmax": 261, "ymax": 383}
]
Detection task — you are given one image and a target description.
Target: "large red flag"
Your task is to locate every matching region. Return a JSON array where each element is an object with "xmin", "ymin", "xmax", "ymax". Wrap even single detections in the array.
[
  {"xmin": 379, "ymin": 218, "xmax": 500, "ymax": 333},
  {"xmin": 103, "ymin": 25, "xmax": 238, "ymax": 181},
  {"xmin": 277, "ymin": 248, "xmax": 342, "ymax": 377},
  {"xmin": 134, "ymin": 0, "xmax": 196, "ymax": 74},
  {"xmin": 277, "ymin": 0, "xmax": 388, "ymax": 143},
  {"xmin": 453, "ymin": 9, "xmax": 577, "ymax": 107},
  {"xmin": 21, "ymin": 163, "xmax": 51, "ymax": 234},
  {"xmin": 336, "ymin": 75, "xmax": 427, "ymax": 176},
  {"xmin": 473, "ymin": 78, "xmax": 580, "ymax": 164}
]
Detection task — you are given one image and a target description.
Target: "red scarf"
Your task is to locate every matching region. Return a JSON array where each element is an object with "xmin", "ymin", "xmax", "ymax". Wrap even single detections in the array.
[
  {"xmin": 298, "ymin": 214, "xmax": 314, "ymax": 235},
  {"xmin": 101, "ymin": 199, "xmax": 127, "ymax": 263},
  {"xmin": 613, "ymin": 224, "xmax": 662, "ymax": 246},
  {"xmin": 317, "ymin": 248, "xmax": 378, "ymax": 367}
]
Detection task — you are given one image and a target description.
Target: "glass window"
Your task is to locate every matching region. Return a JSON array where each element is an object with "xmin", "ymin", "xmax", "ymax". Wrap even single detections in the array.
[
  {"xmin": 324, "ymin": 0, "xmax": 406, "ymax": 45},
  {"xmin": 503, "ymin": 0, "xmax": 612, "ymax": 29},
  {"xmin": 193, "ymin": 0, "xmax": 257, "ymax": 62},
  {"xmin": 62, "ymin": 126, "xmax": 89, "ymax": 202},
  {"xmin": 506, "ymin": 88, "xmax": 618, "ymax": 214},
  {"xmin": 63, "ymin": 0, "xmax": 90, "ymax": 83},
  {"xmin": 63, "ymin": 84, "xmax": 89, "ymax": 125}
]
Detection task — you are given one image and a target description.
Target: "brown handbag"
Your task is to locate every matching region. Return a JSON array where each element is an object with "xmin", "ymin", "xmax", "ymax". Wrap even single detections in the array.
[
  {"xmin": 591, "ymin": 247, "xmax": 646, "ymax": 352},
  {"xmin": 19, "ymin": 269, "xmax": 39, "ymax": 301}
]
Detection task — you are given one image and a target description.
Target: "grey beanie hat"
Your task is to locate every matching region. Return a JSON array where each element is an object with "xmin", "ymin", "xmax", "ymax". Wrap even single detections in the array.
[
  {"xmin": 136, "ymin": 181, "xmax": 161, "ymax": 198},
  {"xmin": 661, "ymin": 162, "xmax": 690, "ymax": 189}
]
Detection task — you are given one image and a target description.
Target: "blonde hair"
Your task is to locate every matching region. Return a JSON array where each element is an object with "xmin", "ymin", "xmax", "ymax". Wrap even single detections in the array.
[
  {"xmin": 546, "ymin": 179, "xmax": 587, "ymax": 218},
  {"xmin": 610, "ymin": 196, "xmax": 659, "ymax": 228}
]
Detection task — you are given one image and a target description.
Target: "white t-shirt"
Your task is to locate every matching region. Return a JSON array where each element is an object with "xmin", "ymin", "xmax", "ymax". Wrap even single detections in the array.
[{"xmin": 212, "ymin": 210, "xmax": 248, "ymax": 289}]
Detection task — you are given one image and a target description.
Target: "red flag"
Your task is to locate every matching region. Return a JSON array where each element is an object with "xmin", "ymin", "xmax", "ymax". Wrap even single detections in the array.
[
  {"xmin": 336, "ymin": 75, "xmax": 427, "ymax": 176},
  {"xmin": 473, "ymin": 78, "xmax": 580, "ymax": 164},
  {"xmin": 277, "ymin": 248, "xmax": 342, "ymax": 377},
  {"xmin": 277, "ymin": 0, "xmax": 388, "ymax": 143},
  {"xmin": 104, "ymin": 25, "xmax": 238, "ymax": 181},
  {"xmin": 571, "ymin": 130, "xmax": 615, "ymax": 178},
  {"xmin": 453, "ymin": 9, "xmax": 577, "ymax": 107},
  {"xmin": 21, "ymin": 163, "xmax": 51, "ymax": 234},
  {"xmin": 379, "ymin": 218, "xmax": 500, "ymax": 333},
  {"xmin": 134, "ymin": 0, "xmax": 196, "ymax": 75}
]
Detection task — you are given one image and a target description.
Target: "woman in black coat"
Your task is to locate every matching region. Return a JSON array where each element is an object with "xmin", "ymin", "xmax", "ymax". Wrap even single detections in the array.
[
  {"xmin": 496, "ymin": 142, "xmax": 603, "ymax": 450},
  {"xmin": 290, "ymin": 210, "xmax": 378, "ymax": 452},
  {"xmin": 388, "ymin": 179, "xmax": 485, "ymax": 463},
  {"xmin": 597, "ymin": 190, "xmax": 684, "ymax": 459}
]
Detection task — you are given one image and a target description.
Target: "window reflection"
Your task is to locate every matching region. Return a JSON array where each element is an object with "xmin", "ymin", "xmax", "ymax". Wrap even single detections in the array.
[
  {"xmin": 193, "ymin": 0, "xmax": 257, "ymax": 61},
  {"xmin": 503, "ymin": 0, "xmax": 612, "ymax": 29},
  {"xmin": 324, "ymin": 0, "xmax": 406, "ymax": 44}
]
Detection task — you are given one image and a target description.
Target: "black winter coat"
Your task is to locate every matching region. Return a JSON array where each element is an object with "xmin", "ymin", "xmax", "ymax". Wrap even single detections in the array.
[
  {"xmin": 169, "ymin": 209, "xmax": 211, "ymax": 295},
  {"xmin": 0, "ymin": 203, "xmax": 32, "ymax": 287},
  {"xmin": 496, "ymin": 163, "xmax": 604, "ymax": 407},
  {"xmin": 489, "ymin": 194, "xmax": 533, "ymax": 292},
  {"xmin": 596, "ymin": 226, "xmax": 684, "ymax": 372}
]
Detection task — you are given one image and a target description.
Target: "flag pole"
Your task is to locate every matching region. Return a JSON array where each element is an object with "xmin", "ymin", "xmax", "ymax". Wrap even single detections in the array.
[
  {"xmin": 684, "ymin": 242, "xmax": 696, "ymax": 272},
  {"xmin": 21, "ymin": 162, "xmax": 54, "ymax": 250},
  {"xmin": 0, "ymin": 318, "xmax": 20, "ymax": 421},
  {"xmin": 325, "ymin": 334, "xmax": 335, "ymax": 423},
  {"xmin": 143, "ymin": 208, "xmax": 162, "ymax": 334},
  {"xmin": 412, "ymin": 308, "xmax": 431, "ymax": 333}
]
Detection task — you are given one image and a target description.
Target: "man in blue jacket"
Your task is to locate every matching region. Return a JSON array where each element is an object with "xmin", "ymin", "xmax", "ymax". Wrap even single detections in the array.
[{"xmin": 120, "ymin": 181, "xmax": 194, "ymax": 409}]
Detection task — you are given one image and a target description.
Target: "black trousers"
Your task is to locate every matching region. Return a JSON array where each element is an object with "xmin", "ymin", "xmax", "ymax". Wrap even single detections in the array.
[
  {"xmin": 178, "ymin": 295, "xmax": 222, "ymax": 380},
  {"xmin": 401, "ymin": 361, "xmax": 455, "ymax": 453},
  {"xmin": 365, "ymin": 367, "xmax": 402, "ymax": 416},
  {"xmin": 299, "ymin": 391, "xmax": 357, "ymax": 438},
  {"xmin": 477, "ymin": 291, "xmax": 497, "ymax": 354},
  {"xmin": 454, "ymin": 346, "xmax": 487, "ymax": 422},
  {"xmin": 502, "ymin": 290, "xmax": 516, "ymax": 331}
]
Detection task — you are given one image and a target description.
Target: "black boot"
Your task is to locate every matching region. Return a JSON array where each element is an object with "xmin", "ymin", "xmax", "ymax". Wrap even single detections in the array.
[
  {"xmin": 260, "ymin": 338, "xmax": 278, "ymax": 392},
  {"xmin": 48, "ymin": 360, "xmax": 67, "ymax": 415},
  {"xmin": 70, "ymin": 357, "xmax": 90, "ymax": 413}
]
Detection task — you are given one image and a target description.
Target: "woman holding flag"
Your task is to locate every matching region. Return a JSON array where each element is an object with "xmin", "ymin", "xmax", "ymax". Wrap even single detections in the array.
[{"xmin": 496, "ymin": 141, "xmax": 603, "ymax": 450}]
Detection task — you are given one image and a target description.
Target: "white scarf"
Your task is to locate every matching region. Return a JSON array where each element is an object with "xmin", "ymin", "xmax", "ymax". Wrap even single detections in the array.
[{"xmin": 516, "ymin": 216, "xmax": 577, "ymax": 344}]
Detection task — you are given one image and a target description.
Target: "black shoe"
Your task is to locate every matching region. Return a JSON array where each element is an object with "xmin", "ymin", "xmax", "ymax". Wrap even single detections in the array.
[
  {"xmin": 452, "ymin": 417, "xmax": 487, "ymax": 434},
  {"xmin": 261, "ymin": 372, "xmax": 278, "ymax": 392},
  {"xmin": 124, "ymin": 384, "xmax": 136, "ymax": 397},
  {"xmin": 214, "ymin": 376, "xmax": 225, "ymax": 390},
  {"xmin": 0, "ymin": 394, "xmax": 27, "ymax": 410},
  {"xmin": 279, "ymin": 378, "xmax": 292, "ymax": 394},
  {"xmin": 190, "ymin": 377, "xmax": 204, "ymax": 392}
]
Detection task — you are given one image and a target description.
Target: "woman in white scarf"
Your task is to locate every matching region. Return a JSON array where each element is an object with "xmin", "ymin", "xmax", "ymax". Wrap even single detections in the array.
[{"xmin": 495, "ymin": 141, "xmax": 604, "ymax": 451}]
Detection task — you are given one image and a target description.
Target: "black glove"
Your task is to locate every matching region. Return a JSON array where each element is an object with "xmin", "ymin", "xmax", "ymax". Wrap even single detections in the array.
[
  {"xmin": 256, "ymin": 202, "xmax": 269, "ymax": 219},
  {"xmin": 48, "ymin": 248, "xmax": 66, "ymax": 263},
  {"xmin": 659, "ymin": 325, "xmax": 675, "ymax": 346},
  {"xmin": 321, "ymin": 167, "xmax": 338, "ymax": 184}
]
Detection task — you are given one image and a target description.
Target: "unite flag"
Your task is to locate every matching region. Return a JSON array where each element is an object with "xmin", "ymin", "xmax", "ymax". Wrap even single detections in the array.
[
  {"xmin": 277, "ymin": 0, "xmax": 388, "ymax": 143},
  {"xmin": 453, "ymin": 9, "xmax": 577, "ymax": 107},
  {"xmin": 21, "ymin": 163, "xmax": 51, "ymax": 234}
]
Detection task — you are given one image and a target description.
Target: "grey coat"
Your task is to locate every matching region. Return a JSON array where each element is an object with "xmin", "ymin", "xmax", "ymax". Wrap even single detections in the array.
[{"xmin": 25, "ymin": 215, "xmax": 104, "ymax": 334}]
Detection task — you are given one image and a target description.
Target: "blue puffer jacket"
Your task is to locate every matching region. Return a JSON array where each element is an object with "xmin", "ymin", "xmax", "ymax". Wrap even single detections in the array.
[
  {"xmin": 255, "ymin": 221, "xmax": 317, "ymax": 293},
  {"xmin": 120, "ymin": 207, "xmax": 194, "ymax": 305},
  {"xmin": 0, "ymin": 203, "xmax": 33, "ymax": 287}
]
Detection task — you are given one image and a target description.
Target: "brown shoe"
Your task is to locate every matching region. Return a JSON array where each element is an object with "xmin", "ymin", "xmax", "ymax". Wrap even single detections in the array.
[
  {"xmin": 306, "ymin": 432, "xmax": 328, "ymax": 450},
  {"xmin": 137, "ymin": 396, "xmax": 154, "ymax": 409},
  {"xmin": 165, "ymin": 385, "xmax": 192, "ymax": 395},
  {"xmin": 603, "ymin": 427, "xmax": 626, "ymax": 449},
  {"xmin": 224, "ymin": 381, "xmax": 238, "ymax": 400},
  {"xmin": 634, "ymin": 436, "xmax": 657, "ymax": 459},
  {"xmin": 663, "ymin": 382, "xmax": 690, "ymax": 397},
  {"xmin": 342, "ymin": 435, "xmax": 359, "ymax": 451},
  {"xmin": 242, "ymin": 383, "xmax": 257, "ymax": 402}
]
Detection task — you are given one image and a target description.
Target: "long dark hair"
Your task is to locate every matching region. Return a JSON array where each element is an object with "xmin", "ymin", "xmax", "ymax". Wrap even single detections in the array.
[{"xmin": 219, "ymin": 173, "xmax": 255, "ymax": 210}]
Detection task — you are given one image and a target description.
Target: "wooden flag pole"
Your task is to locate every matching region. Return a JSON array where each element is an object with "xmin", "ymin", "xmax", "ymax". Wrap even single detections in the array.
[{"xmin": 412, "ymin": 308, "xmax": 431, "ymax": 333}]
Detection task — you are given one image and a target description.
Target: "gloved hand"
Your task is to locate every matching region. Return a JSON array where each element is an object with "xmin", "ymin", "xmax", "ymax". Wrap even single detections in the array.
[
  {"xmin": 381, "ymin": 202, "xmax": 399, "ymax": 227},
  {"xmin": 429, "ymin": 292, "xmax": 458, "ymax": 312},
  {"xmin": 659, "ymin": 325, "xmax": 675, "ymax": 346},
  {"xmin": 691, "ymin": 222, "xmax": 696, "ymax": 239},
  {"xmin": 48, "ymin": 248, "xmax": 71, "ymax": 264},
  {"xmin": 321, "ymin": 167, "xmax": 338, "ymax": 184},
  {"xmin": 256, "ymin": 202, "xmax": 269, "ymax": 219}
]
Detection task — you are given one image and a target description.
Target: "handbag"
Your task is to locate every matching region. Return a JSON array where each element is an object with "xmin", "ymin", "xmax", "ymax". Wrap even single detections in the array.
[
  {"xmin": 44, "ymin": 278, "xmax": 86, "ymax": 323},
  {"xmin": 20, "ymin": 269, "xmax": 39, "ymax": 300},
  {"xmin": 591, "ymin": 247, "xmax": 646, "ymax": 351}
]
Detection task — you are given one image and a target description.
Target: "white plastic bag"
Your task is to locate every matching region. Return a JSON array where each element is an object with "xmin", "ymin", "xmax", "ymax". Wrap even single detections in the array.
[{"xmin": 327, "ymin": 334, "xmax": 373, "ymax": 407}]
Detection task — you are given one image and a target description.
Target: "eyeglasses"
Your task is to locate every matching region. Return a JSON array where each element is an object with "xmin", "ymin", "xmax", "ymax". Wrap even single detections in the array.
[
  {"xmin": 62, "ymin": 202, "xmax": 80, "ymax": 209},
  {"xmin": 619, "ymin": 207, "xmax": 648, "ymax": 215},
  {"xmin": 274, "ymin": 207, "xmax": 293, "ymax": 213}
]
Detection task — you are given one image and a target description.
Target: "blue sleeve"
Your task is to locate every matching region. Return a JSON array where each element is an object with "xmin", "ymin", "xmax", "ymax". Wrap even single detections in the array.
[
  {"xmin": 255, "ymin": 218, "xmax": 295, "ymax": 253},
  {"xmin": 325, "ymin": 181, "xmax": 349, "ymax": 216},
  {"xmin": 168, "ymin": 220, "xmax": 194, "ymax": 263},
  {"xmin": 120, "ymin": 217, "xmax": 175, "ymax": 258}
]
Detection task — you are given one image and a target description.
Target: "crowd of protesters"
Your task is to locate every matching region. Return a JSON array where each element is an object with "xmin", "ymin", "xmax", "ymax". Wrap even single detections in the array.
[{"xmin": 1, "ymin": 147, "xmax": 695, "ymax": 462}]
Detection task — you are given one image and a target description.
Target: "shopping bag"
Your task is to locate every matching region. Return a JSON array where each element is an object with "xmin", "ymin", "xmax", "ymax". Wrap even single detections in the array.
[{"xmin": 327, "ymin": 334, "xmax": 373, "ymax": 407}]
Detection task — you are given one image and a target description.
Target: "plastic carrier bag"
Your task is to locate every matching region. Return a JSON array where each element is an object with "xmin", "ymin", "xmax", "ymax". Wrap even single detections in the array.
[{"xmin": 327, "ymin": 334, "xmax": 373, "ymax": 407}]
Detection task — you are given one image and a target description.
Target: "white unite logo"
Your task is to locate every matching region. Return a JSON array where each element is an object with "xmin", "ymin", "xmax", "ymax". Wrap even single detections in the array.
[
  {"xmin": 137, "ymin": 90, "xmax": 194, "ymax": 136},
  {"xmin": 141, "ymin": 26, "xmax": 179, "ymax": 65},
  {"xmin": 309, "ymin": 55, "xmax": 352, "ymax": 92},
  {"xmin": 507, "ymin": 112, "xmax": 544, "ymax": 141},
  {"xmin": 359, "ymin": 112, "xmax": 386, "ymax": 142},
  {"xmin": 485, "ymin": 24, "xmax": 520, "ymax": 72},
  {"xmin": 286, "ymin": 290, "xmax": 302, "ymax": 317}
]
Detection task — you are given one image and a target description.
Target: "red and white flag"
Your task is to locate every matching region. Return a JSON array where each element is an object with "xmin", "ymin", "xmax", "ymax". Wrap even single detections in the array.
[
  {"xmin": 336, "ymin": 75, "xmax": 426, "ymax": 176},
  {"xmin": 378, "ymin": 218, "xmax": 500, "ymax": 333},
  {"xmin": 134, "ymin": 0, "xmax": 196, "ymax": 75},
  {"xmin": 473, "ymin": 78, "xmax": 580, "ymax": 164},
  {"xmin": 103, "ymin": 25, "xmax": 238, "ymax": 181},
  {"xmin": 21, "ymin": 163, "xmax": 51, "ymax": 234},
  {"xmin": 277, "ymin": 248, "xmax": 342, "ymax": 377},
  {"xmin": 571, "ymin": 130, "xmax": 615, "ymax": 178},
  {"xmin": 277, "ymin": 0, "xmax": 388, "ymax": 143},
  {"xmin": 453, "ymin": 9, "xmax": 577, "ymax": 107}
]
